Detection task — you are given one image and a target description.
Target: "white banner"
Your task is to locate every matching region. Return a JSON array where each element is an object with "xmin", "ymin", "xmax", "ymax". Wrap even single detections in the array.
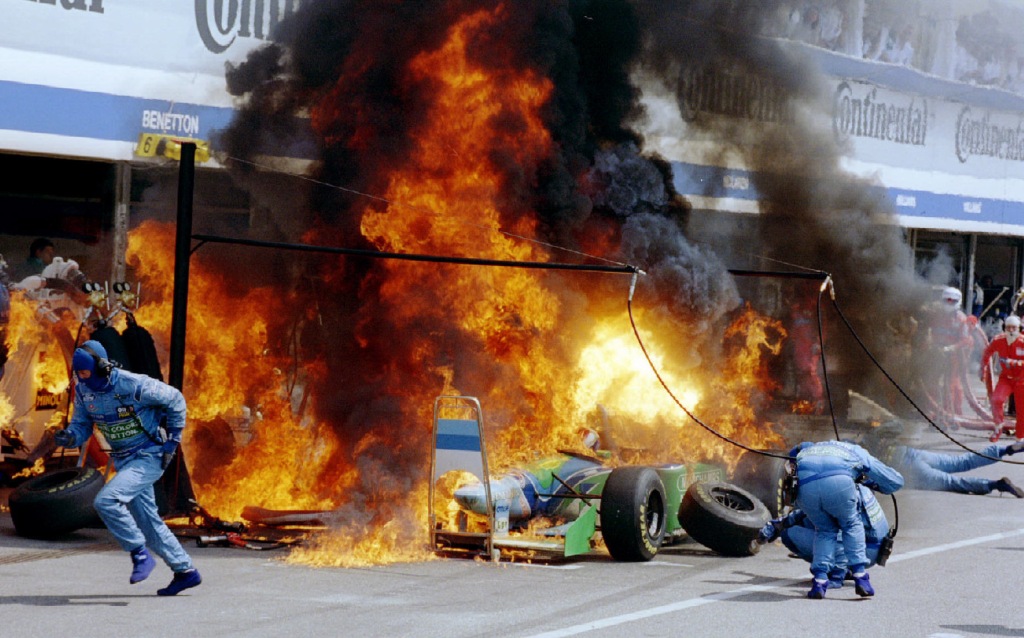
[
  {"xmin": 0, "ymin": 1, "xmax": 312, "ymax": 161},
  {"xmin": 6, "ymin": 0, "xmax": 299, "ymax": 79}
]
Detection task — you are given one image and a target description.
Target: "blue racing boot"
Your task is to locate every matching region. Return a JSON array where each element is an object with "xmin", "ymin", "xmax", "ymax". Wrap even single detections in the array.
[
  {"xmin": 853, "ymin": 572, "xmax": 874, "ymax": 597},
  {"xmin": 157, "ymin": 569, "xmax": 202, "ymax": 596},
  {"xmin": 129, "ymin": 547, "xmax": 156, "ymax": 584},
  {"xmin": 807, "ymin": 579, "xmax": 828, "ymax": 599},
  {"xmin": 827, "ymin": 568, "xmax": 847, "ymax": 589},
  {"xmin": 994, "ymin": 477, "xmax": 1024, "ymax": 498}
]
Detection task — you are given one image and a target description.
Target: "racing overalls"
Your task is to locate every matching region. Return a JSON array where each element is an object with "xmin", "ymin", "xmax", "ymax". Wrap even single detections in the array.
[
  {"xmin": 65, "ymin": 368, "xmax": 194, "ymax": 572},
  {"xmin": 780, "ymin": 484, "xmax": 889, "ymax": 577},
  {"xmin": 982, "ymin": 333, "xmax": 1024, "ymax": 439},
  {"xmin": 789, "ymin": 301, "xmax": 825, "ymax": 410},
  {"xmin": 930, "ymin": 309, "xmax": 973, "ymax": 415},
  {"xmin": 791, "ymin": 441, "xmax": 903, "ymax": 582},
  {"xmin": 887, "ymin": 443, "xmax": 1010, "ymax": 495}
]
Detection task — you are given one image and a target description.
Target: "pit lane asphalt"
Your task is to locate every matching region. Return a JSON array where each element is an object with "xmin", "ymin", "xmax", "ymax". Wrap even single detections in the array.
[{"xmin": 2, "ymin": 424, "xmax": 1023, "ymax": 638}]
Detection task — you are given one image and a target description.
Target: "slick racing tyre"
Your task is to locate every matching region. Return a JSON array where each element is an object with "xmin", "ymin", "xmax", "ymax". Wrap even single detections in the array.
[
  {"xmin": 9, "ymin": 467, "xmax": 104, "ymax": 539},
  {"xmin": 679, "ymin": 481, "xmax": 769, "ymax": 557},
  {"xmin": 600, "ymin": 466, "xmax": 666, "ymax": 562},
  {"xmin": 729, "ymin": 450, "xmax": 790, "ymax": 518}
]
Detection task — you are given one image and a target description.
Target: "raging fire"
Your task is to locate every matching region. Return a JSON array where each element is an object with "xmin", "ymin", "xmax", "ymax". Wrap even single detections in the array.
[{"xmin": 116, "ymin": 5, "xmax": 789, "ymax": 566}]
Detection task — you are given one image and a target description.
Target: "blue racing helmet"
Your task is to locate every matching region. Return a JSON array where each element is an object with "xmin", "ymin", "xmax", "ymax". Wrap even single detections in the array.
[{"xmin": 72, "ymin": 340, "xmax": 114, "ymax": 392}]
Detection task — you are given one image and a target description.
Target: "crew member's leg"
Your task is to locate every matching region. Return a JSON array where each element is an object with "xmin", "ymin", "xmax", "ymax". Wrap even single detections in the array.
[
  {"xmin": 94, "ymin": 456, "xmax": 160, "ymax": 583},
  {"xmin": 990, "ymin": 379, "xmax": 1012, "ymax": 440},
  {"xmin": 1013, "ymin": 381, "xmax": 1024, "ymax": 441},
  {"xmin": 819, "ymin": 480, "xmax": 866, "ymax": 573},
  {"xmin": 903, "ymin": 456, "xmax": 992, "ymax": 493},
  {"xmin": 127, "ymin": 481, "xmax": 194, "ymax": 572},
  {"xmin": 797, "ymin": 478, "xmax": 844, "ymax": 599},
  {"xmin": 819, "ymin": 477, "xmax": 874, "ymax": 597},
  {"xmin": 913, "ymin": 446, "xmax": 999, "ymax": 474}
]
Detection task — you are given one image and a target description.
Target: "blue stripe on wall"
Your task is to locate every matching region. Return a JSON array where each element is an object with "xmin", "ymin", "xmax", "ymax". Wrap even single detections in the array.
[
  {"xmin": 670, "ymin": 161, "xmax": 1024, "ymax": 225},
  {"xmin": 0, "ymin": 80, "xmax": 317, "ymax": 159},
  {"xmin": 3, "ymin": 82, "xmax": 1020, "ymax": 227},
  {"xmin": 0, "ymin": 81, "xmax": 234, "ymax": 140}
]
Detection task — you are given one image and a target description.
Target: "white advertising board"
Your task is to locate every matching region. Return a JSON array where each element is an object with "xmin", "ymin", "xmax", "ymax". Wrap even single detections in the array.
[
  {"xmin": 645, "ymin": 54, "xmax": 1024, "ymax": 234},
  {"xmin": 0, "ymin": 0, "xmax": 304, "ymax": 161}
]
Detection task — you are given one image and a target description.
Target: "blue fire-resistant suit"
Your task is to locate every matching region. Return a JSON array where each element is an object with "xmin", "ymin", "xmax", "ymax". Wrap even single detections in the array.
[
  {"xmin": 791, "ymin": 440, "xmax": 903, "ymax": 581},
  {"xmin": 884, "ymin": 444, "xmax": 1008, "ymax": 494},
  {"xmin": 64, "ymin": 367, "xmax": 194, "ymax": 573},
  {"xmin": 781, "ymin": 484, "xmax": 890, "ymax": 575}
]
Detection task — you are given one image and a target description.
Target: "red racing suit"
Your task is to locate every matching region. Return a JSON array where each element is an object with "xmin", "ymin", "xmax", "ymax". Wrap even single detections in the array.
[
  {"xmin": 930, "ymin": 309, "xmax": 973, "ymax": 414},
  {"xmin": 981, "ymin": 333, "xmax": 1024, "ymax": 438},
  {"xmin": 790, "ymin": 301, "xmax": 824, "ymax": 409}
]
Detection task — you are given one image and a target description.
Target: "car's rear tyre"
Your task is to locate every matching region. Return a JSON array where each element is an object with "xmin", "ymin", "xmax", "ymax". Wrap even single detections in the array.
[
  {"xmin": 679, "ymin": 481, "xmax": 769, "ymax": 557},
  {"xmin": 9, "ymin": 467, "xmax": 104, "ymax": 539},
  {"xmin": 729, "ymin": 450, "xmax": 790, "ymax": 517},
  {"xmin": 600, "ymin": 466, "xmax": 666, "ymax": 562}
]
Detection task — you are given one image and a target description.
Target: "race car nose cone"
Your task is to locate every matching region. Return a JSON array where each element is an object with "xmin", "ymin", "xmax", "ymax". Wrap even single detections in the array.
[
  {"xmin": 453, "ymin": 482, "xmax": 490, "ymax": 516},
  {"xmin": 453, "ymin": 477, "xmax": 532, "ymax": 520}
]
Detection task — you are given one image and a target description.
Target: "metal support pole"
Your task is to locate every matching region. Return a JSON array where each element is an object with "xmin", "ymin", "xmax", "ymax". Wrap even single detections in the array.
[
  {"xmin": 966, "ymin": 234, "xmax": 977, "ymax": 314},
  {"xmin": 169, "ymin": 143, "xmax": 195, "ymax": 391},
  {"xmin": 162, "ymin": 142, "xmax": 197, "ymax": 516},
  {"xmin": 111, "ymin": 162, "xmax": 131, "ymax": 282}
]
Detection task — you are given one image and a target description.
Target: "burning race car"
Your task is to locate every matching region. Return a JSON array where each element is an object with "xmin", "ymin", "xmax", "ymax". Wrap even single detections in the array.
[{"xmin": 429, "ymin": 396, "xmax": 771, "ymax": 562}]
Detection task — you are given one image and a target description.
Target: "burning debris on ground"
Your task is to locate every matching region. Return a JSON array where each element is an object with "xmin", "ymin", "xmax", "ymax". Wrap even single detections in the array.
[{"xmin": 82, "ymin": 1, "xmax": 956, "ymax": 565}]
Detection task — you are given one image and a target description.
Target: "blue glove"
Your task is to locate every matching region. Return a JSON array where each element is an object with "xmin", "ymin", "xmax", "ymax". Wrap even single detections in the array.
[
  {"xmin": 161, "ymin": 441, "xmax": 179, "ymax": 470},
  {"xmin": 783, "ymin": 510, "xmax": 808, "ymax": 529},
  {"xmin": 53, "ymin": 429, "xmax": 76, "ymax": 448},
  {"xmin": 757, "ymin": 521, "xmax": 781, "ymax": 544}
]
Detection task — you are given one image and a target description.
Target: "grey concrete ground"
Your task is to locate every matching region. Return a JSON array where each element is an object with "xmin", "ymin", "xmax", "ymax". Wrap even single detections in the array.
[{"xmin": 2, "ymin": 425, "xmax": 1024, "ymax": 638}]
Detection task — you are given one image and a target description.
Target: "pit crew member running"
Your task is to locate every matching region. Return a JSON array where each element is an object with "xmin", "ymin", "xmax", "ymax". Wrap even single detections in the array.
[{"xmin": 54, "ymin": 340, "xmax": 201, "ymax": 596}]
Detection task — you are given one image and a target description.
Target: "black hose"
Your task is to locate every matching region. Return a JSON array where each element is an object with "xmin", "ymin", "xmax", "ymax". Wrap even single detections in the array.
[{"xmin": 191, "ymin": 234, "xmax": 639, "ymax": 275}]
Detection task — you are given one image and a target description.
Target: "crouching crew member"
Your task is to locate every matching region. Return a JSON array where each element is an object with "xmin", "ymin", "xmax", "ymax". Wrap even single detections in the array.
[
  {"xmin": 54, "ymin": 340, "xmax": 201, "ymax": 596},
  {"xmin": 759, "ymin": 483, "xmax": 890, "ymax": 589},
  {"xmin": 786, "ymin": 440, "xmax": 903, "ymax": 599}
]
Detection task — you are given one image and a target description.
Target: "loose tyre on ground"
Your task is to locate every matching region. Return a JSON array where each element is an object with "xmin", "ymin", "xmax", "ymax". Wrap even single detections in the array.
[
  {"xmin": 678, "ymin": 481, "xmax": 769, "ymax": 557},
  {"xmin": 599, "ymin": 466, "xmax": 666, "ymax": 562},
  {"xmin": 9, "ymin": 467, "xmax": 104, "ymax": 539},
  {"xmin": 729, "ymin": 450, "xmax": 791, "ymax": 517}
]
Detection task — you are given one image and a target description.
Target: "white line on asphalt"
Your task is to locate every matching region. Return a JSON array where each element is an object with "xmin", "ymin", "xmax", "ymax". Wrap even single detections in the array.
[
  {"xmin": 645, "ymin": 561, "xmax": 693, "ymax": 567},
  {"xmin": 886, "ymin": 528, "xmax": 1024, "ymax": 563},
  {"xmin": 509, "ymin": 562, "xmax": 584, "ymax": 570},
  {"xmin": 519, "ymin": 527, "xmax": 1024, "ymax": 638},
  {"xmin": 521, "ymin": 583, "xmax": 786, "ymax": 638}
]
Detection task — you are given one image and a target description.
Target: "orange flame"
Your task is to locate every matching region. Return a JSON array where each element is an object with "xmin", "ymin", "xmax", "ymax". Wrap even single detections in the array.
[
  {"xmin": 128, "ymin": 222, "xmax": 338, "ymax": 520},
  {"xmin": 4, "ymin": 291, "xmax": 73, "ymax": 395},
  {"xmin": 11, "ymin": 457, "xmax": 46, "ymax": 479}
]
